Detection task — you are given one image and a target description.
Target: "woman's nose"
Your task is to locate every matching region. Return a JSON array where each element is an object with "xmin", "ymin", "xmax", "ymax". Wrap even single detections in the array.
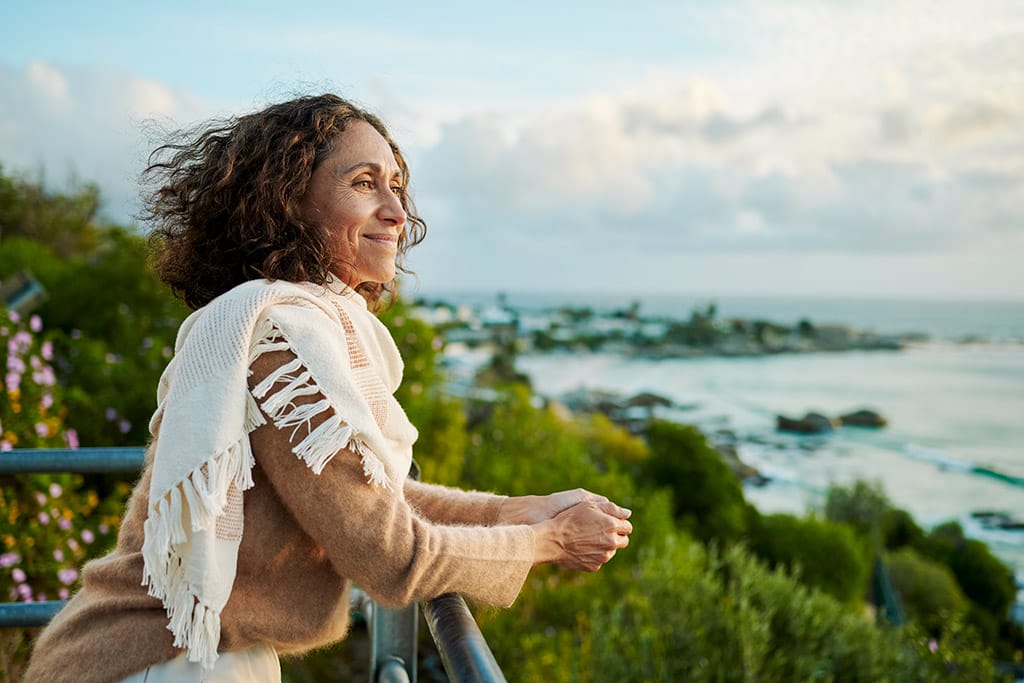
[{"xmin": 379, "ymin": 189, "xmax": 407, "ymax": 226}]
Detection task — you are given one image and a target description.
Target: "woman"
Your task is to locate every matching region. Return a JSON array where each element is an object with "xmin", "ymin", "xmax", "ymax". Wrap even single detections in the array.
[{"xmin": 24, "ymin": 94, "xmax": 632, "ymax": 683}]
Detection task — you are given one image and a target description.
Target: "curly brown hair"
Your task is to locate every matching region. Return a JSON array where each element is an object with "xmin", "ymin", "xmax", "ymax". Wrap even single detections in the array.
[{"xmin": 143, "ymin": 94, "xmax": 426, "ymax": 310}]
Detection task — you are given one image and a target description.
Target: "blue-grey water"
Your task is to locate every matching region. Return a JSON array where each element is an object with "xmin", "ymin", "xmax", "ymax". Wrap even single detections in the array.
[
  {"xmin": 418, "ymin": 290, "xmax": 1024, "ymax": 341},
  {"xmin": 429, "ymin": 292, "xmax": 1024, "ymax": 587}
]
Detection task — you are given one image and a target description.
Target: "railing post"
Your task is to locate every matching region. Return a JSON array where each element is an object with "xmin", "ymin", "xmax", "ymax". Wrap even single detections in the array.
[{"xmin": 369, "ymin": 602, "xmax": 418, "ymax": 683}]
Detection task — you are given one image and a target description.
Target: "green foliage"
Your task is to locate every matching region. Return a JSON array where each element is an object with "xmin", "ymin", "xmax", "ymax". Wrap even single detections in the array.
[
  {"xmin": 914, "ymin": 523, "xmax": 1017, "ymax": 622},
  {"xmin": 643, "ymin": 419, "xmax": 747, "ymax": 544},
  {"xmin": 748, "ymin": 513, "xmax": 871, "ymax": 604},
  {"xmin": 379, "ymin": 299, "xmax": 467, "ymax": 485},
  {"xmin": 1, "ymin": 189, "xmax": 188, "ymax": 448},
  {"xmin": 461, "ymin": 384, "xmax": 634, "ymax": 504},
  {"xmin": 490, "ymin": 530, "xmax": 996, "ymax": 682},
  {"xmin": 886, "ymin": 548, "xmax": 968, "ymax": 635},
  {"xmin": 824, "ymin": 478, "xmax": 890, "ymax": 547},
  {"xmin": 0, "ymin": 166, "xmax": 103, "ymax": 259},
  {"xmin": 882, "ymin": 507, "xmax": 925, "ymax": 550}
]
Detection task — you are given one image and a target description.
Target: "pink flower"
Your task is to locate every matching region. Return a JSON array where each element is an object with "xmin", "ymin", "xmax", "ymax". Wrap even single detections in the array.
[
  {"xmin": 0, "ymin": 441, "xmax": 11, "ymax": 452},
  {"xmin": 12, "ymin": 331, "xmax": 31, "ymax": 350},
  {"xmin": 928, "ymin": 639, "xmax": 938, "ymax": 654},
  {"xmin": 7, "ymin": 311, "xmax": 20, "ymax": 323},
  {"xmin": 12, "ymin": 568, "xmax": 26, "ymax": 583},
  {"xmin": 33, "ymin": 367, "xmax": 55, "ymax": 386},
  {"xmin": 37, "ymin": 592, "xmax": 47, "ymax": 601},
  {"xmin": 65, "ymin": 429, "xmax": 79, "ymax": 450},
  {"xmin": 58, "ymin": 518, "xmax": 72, "ymax": 531},
  {"xmin": 49, "ymin": 483, "xmax": 62, "ymax": 497},
  {"xmin": 53, "ymin": 549, "xmax": 64, "ymax": 562},
  {"xmin": 104, "ymin": 408, "xmax": 117, "ymax": 421},
  {"xmin": 38, "ymin": 512, "xmax": 50, "ymax": 525},
  {"xmin": 41, "ymin": 341, "xmax": 53, "ymax": 360},
  {"xmin": 16, "ymin": 584, "xmax": 32, "ymax": 600},
  {"xmin": 29, "ymin": 315, "xmax": 42, "ymax": 332},
  {"xmin": 57, "ymin": 568, "xmax": 78, "ymax": 585},
  {"xmin": 58, "ymin": 588, "xmax": 69, "ymax": 600},
  {"xmin": 81, "ymin": 530, "xmax": 95, "ymax": 544},
  {"xmin": 35, "ymin": 422, "xmax": 49, "ymax": 437},
  {"xmin": 34, "ymin": 492, "xmax": 47, "ymax": 506},
  {"xmin": 99, "ymin": 524, "xmax": 109, "ymax": 534},
  {"xmin": 8, "ymin": 356, "xmax": 25, "ymax": 373},
  {"xmin": 41, "ymin": 393, "xmax": 54, "ymax": 409},
  {"xmin": 5, "ymin": 372, "xmax": 19, "ymax": 393},
  {"xmin": 117, "ymin": 419, "xmax": 131, "ymax": 434},
  {"xmin": 0, "ymin": 553, "xmax": 20, "ymax": 567},
  {"xmin": 67, "ymin": 539, "xmax": 79, "ymax": 551}
]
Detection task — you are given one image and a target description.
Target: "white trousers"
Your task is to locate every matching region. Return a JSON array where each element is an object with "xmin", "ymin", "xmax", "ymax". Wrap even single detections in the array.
[{"xmin": 118, "ymin": 645, "xmax": 281, "ymax": 683}]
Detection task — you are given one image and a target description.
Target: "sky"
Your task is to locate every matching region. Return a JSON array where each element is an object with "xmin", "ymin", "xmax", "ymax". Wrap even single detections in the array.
[{"xmin": 2, "ymin": 0, "xmax": 1023, "ymax": 300}]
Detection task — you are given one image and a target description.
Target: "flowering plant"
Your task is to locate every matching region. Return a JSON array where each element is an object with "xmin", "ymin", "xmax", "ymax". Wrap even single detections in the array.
[{"xmin": 1, "ymin": 309, "xmax": 125, "ymax": 607}]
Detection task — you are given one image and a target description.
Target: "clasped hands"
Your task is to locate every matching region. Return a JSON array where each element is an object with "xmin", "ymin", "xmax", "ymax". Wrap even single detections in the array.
[{"xmin": 497, "ymin": 489, "xmax": 633, "ymax": 573}]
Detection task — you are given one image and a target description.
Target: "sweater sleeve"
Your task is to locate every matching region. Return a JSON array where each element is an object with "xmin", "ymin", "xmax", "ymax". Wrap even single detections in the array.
[
  {"xmin": 248, "ymin": 350, "xmax": 535, "ymax": 609},
  {"xmin": 403, "ymin": 479, "xmax": 508, "ymax": 526}
]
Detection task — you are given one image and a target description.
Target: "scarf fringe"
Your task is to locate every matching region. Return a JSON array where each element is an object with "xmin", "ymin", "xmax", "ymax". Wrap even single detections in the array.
[
  {"xmin": 141, "ymin": 435, "xmax": 256, "ymax": 673},
  {"xmin": 250, "ymin": 317, "xmax": 391, "ymax": 488}
]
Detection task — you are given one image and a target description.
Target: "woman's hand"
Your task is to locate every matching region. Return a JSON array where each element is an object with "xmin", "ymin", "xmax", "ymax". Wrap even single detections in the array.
[
  {"xmin": 532, "ymin": 499, "xmax": 633, "ymax": 572},
  {"xmin": 497, "ymin": 488, "xmax": 619, "ymax": 526}
]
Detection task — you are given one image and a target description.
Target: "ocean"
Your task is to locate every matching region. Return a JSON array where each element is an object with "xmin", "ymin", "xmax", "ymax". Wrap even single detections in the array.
[{"xmin": 425, "ymin": 291, "xmax": 1024, "ymax": 584}]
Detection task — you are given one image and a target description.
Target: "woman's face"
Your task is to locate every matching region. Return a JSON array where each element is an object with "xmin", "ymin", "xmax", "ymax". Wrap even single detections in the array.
[{"xmin": 300, "ymin": 120, "xmax": 407, "ymax": 288}]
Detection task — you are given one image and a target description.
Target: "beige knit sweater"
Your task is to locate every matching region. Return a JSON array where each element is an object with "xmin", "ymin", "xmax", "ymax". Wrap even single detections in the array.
[{"xmin": 24, "ymin": 290, "xmax": 535, "ymax": 683}]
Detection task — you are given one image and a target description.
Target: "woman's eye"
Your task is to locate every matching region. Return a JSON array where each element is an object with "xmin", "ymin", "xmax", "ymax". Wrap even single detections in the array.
[
  {"xmin": 390, "ymin": 186, "xmax": 402, "ymax": 195},
  {"xmin": 355, "ymin": 180, "xmax": 373, "ymax": 189}
]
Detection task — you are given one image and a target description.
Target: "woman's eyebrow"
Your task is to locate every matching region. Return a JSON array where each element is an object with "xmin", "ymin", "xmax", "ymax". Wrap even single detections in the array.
[{"xmin": 335, "ymin": 161, "xmax": 403, "ymax": 182}]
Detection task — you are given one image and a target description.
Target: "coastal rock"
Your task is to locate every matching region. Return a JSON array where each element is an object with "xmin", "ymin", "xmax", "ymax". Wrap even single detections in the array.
[
  {"xmin": 839, "ymin": 409, "xmax": 888, "ymax": 428},
  {"xmin": 776, "ymin": 412, "xmax": 837, "ymax": 434},
  {"xmin": 714, "ymin": 443, "xmax": 766, "ymax": 484},
  {"xmin": 972, "ymin": 511, "xmax": 1024, "ymax": 531}
]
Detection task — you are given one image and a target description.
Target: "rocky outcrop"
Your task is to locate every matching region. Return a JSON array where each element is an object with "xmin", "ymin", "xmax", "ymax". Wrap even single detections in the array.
[
  {"xmin": 776, "ymin": 412, "xmax": 837, "ymax": 434},
  {"xmin": 839, "ymin": 409, "xmax": 888, "ymax": 427},
  {"xmin": 777, "ymin": 409, "xmax": 889, "ymax": 433}
]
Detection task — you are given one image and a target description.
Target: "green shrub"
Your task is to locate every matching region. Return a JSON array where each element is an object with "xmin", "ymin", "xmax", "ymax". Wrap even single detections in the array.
[
  {"xmin": 886, "ymin": 547, "xmax": 968, "ymax": 635},
  {"xmin": 501, "ymin": 531, "xmax": 997, "ymax": 682},
  {"xmin": 748, "ymin": 513, "xmax": 871, "ymax": 605},
  {"xmin": 643, "ymin": 420, "xmax": 747, "ymax": 544}
]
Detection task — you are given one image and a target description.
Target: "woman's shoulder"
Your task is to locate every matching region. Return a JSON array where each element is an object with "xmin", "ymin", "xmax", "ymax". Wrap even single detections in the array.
[{"xmin": 202, "ymin": 279, "xmax": 341, "ymax": 317}]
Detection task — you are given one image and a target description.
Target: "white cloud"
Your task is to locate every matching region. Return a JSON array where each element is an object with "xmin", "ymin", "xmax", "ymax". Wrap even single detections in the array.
[
  {"xmin": 1, "ymin": 1, "xmax": 1021, "ymax": 298},
  {"xmin": 0, "ymin": 61, "xmax": 211, "ymax": 223}
]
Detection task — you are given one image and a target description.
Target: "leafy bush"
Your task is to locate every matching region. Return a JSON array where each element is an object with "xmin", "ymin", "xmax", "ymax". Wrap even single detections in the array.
[
  {"xmin": 748, "ymin": 512, "xmax": 870, "ymax": 605},
  {"xmin": 487, "ymin": 529, "xmax": 996, "ymax": 682},
  {"xmin": 824, "ymin": 478, "xmax": 890, "ymax": 546},
  {"xmin": 643, "ymin": 420, "xmax": 747, "ymax": 544},
  {"xmin": 886, "ymin": 547, "xmax": 968, "ymax": 635}
]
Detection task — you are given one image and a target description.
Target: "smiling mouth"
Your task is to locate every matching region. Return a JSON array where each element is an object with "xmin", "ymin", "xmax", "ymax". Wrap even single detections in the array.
[{"xmin": 364, "ymin": 234, "xmax": 398, "ymax": 245}]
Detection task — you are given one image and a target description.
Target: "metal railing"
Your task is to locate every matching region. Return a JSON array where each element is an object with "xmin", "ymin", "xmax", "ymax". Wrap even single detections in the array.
[{"xmin": 1, "ymin": 447, "xmax": 507, "ymax": 682}]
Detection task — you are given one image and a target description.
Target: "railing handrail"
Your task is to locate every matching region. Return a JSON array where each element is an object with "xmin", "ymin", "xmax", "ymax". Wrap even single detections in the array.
[
  {"xmin": 423, "ymin": 593, "xmax": 508, "ymax": 683},
  {"xmin": 0, "ymin": 447, "xmax": 146, "ymax": 473},
  {"xmin": 1, "ymin": 447, "xmax": 507, "ymax": 682}
]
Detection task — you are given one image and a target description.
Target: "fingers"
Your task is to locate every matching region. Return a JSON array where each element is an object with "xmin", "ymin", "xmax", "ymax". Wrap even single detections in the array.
[{"xmin": 597, "ymin": 499, "xmax": 632, "ymax": 520}]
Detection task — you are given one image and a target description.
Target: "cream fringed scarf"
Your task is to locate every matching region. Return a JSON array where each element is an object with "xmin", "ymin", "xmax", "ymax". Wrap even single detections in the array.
[{"xmin": 141, "ymin": 278, "xmax": 416, "ymax": 676}]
